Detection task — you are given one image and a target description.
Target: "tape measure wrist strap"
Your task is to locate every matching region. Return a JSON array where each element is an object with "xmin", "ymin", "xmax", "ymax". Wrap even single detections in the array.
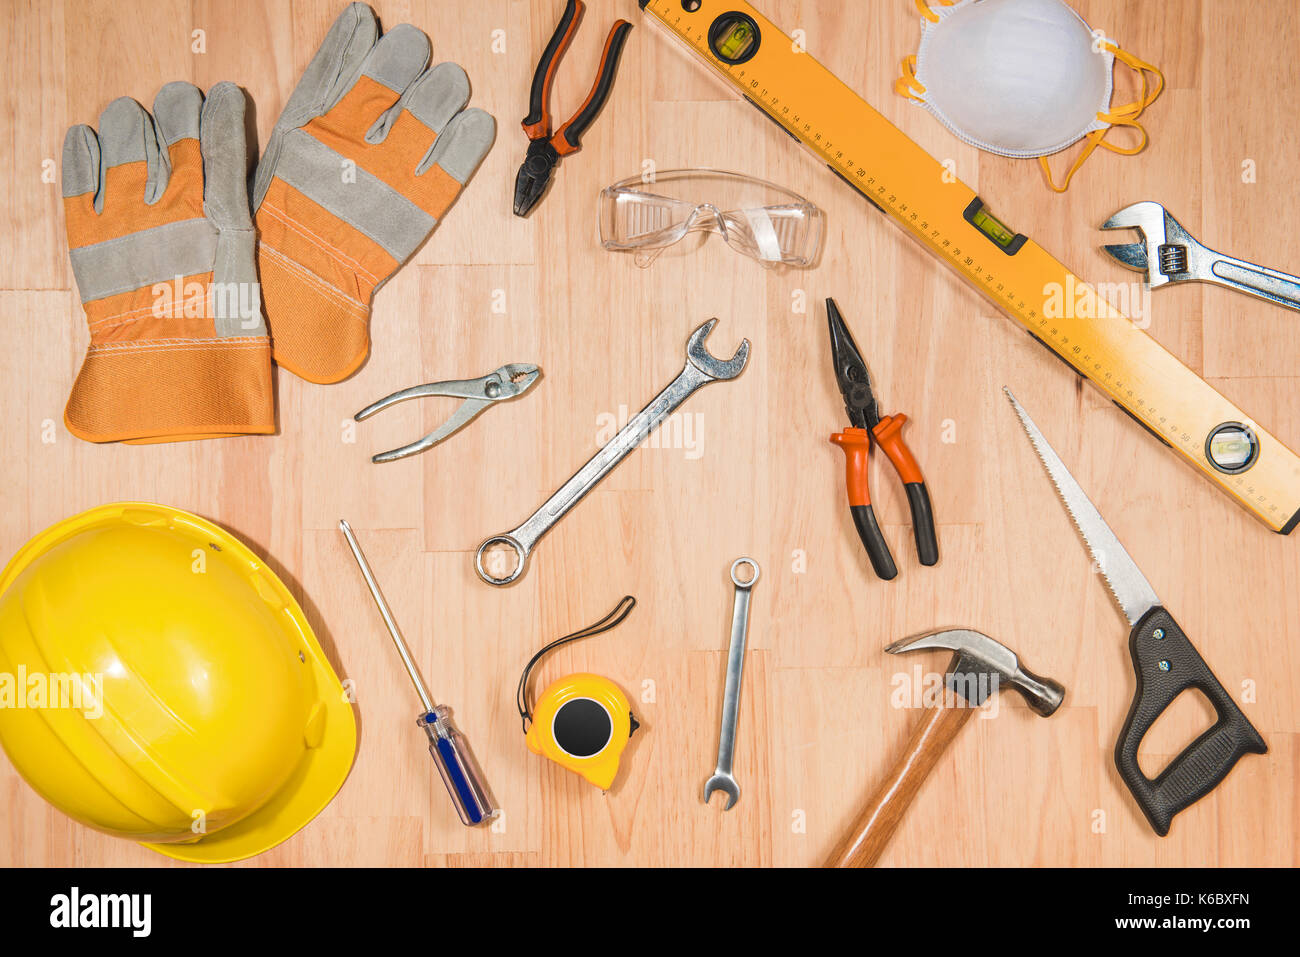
[{"xmin": 516, "ymin": 595, "xmax": 637, "ymax": 731}]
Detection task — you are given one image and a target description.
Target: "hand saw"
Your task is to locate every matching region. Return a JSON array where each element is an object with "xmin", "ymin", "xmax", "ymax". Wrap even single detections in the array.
[
  {"xmin": 639, "ymin": 0, "xmax": 1300, "ymax": 533},
  {"xmin": 1005, "ymin": 389, "xmax": 1267, "ymax": 835}
]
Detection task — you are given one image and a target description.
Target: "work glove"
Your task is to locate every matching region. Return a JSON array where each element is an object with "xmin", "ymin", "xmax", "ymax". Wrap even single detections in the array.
[
  {"xmin": 252, "ymin": 3, "xmax": 496, "ymax": 384},
  {"xmin": 62, "ymin": 82, "xmax": 273, "ymax": 443}
]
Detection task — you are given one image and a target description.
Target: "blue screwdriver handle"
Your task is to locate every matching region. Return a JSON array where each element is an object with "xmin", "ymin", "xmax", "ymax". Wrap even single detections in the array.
[{"xmin": 419, "ymin": 707, "xmax": 496, "ymax": 827}]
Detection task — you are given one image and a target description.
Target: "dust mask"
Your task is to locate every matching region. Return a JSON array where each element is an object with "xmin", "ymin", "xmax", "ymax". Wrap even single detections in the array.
[{"xmin": 896, "ymin": 0, "xmax": 1163, "ymax": 191}]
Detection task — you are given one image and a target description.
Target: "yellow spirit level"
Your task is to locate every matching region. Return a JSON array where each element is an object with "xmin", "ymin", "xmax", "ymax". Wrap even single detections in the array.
[{"xmin": 640, "ymin": 0, "xmax": 1300, "ymax": 533}]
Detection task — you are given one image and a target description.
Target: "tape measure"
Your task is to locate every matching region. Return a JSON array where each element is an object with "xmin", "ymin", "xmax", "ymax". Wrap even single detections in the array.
[
  {"xmin": 640, "ymin": 0, "xmax": 1300, "ymax": 533},
  {"xmin": 517, "ymin": 596, "xmax": 640, "ymax": 790}
]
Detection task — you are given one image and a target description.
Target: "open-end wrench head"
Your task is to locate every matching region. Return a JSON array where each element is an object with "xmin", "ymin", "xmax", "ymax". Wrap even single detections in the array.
[
  {"xmin": 686, "ymin": 318, "xmax": 750, "ymax": 381},
  {"xmin": 703, "ymin": 772, "xmax": 740, "ymax": 810}
]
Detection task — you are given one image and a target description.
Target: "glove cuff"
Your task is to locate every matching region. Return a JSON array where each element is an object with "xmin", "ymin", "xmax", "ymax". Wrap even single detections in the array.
[{"xmin": 64, "ymin": 337, "xmax": 275, "ymax": 443}]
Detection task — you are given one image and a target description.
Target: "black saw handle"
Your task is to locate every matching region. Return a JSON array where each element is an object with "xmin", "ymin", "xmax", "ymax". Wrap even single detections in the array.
[{"xmin": 1115, "ymin": 607, "xmax": 1267, "ymax": 836}]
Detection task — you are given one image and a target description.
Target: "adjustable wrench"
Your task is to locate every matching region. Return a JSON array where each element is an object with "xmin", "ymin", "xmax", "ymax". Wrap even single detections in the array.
[
  {"xmin": 475, "ymin": 319, "xmax": 750, "ymax": 585},
  {"xmin": 1101, "ymin": 201, "xmax": 1300, "ymax": 312},
  {"xmin": 704, "ymin": 558, "xmax": 760, "ymax": 810}
]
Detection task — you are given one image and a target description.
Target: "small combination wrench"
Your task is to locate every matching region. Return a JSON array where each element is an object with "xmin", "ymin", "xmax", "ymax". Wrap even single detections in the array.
[
  {"xmin": 703, "ymin": 558, "xmax": 759, "ymax": 811},
  {"xmin": 1102, "ymin": 201, "xmax": 1300, "ymax": 313},
  {"xmin": 475, "ymin": 318, "xmax": 750, "ymax": 585}
]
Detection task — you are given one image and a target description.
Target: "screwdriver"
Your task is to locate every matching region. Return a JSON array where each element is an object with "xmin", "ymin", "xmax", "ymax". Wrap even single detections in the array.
[{"xmin": 339, "ymin": 520, "xmax": 496, "ymax": 826}]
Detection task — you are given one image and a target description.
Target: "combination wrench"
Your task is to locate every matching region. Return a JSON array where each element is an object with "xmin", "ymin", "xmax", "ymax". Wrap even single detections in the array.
[
  {"xmin": 475, "ymin": 318, "xmax": 750, "ymax": 585},
  {"xmin": 704, "ymin": 558, "xmax": 759, "ymax": 810}
]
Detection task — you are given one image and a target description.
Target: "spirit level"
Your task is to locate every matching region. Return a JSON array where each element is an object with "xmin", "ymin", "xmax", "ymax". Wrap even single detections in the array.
[{"xmin": 640, "ymin": 0, "xmax": 1300, "ymax": 532}]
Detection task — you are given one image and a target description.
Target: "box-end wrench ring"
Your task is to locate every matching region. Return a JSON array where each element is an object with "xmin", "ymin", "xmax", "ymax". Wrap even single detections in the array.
[{"xmin": 475, "ymin": 319, "xmax": 750, "ymax": 586}]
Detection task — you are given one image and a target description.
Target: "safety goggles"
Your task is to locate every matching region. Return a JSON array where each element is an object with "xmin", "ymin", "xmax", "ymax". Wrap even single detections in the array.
[{"xmin": 598, "ymin": 169, "xmax": 824, "ymax": 267}]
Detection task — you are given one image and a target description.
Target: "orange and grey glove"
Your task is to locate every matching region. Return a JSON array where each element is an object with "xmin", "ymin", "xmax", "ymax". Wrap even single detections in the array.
[
  {"xmin": 62, "ymin": 82, "xmax": 273, "ymax": 444},
  {"xmin": 252, "ymin": 3, "xmax": 496, "ymax": 384}
]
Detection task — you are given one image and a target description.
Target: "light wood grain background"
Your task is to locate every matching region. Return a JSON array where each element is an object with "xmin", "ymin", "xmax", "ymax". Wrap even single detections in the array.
[{"xmin": 1, "ymin": 0, "xmax": 1296, "ymax": 867}]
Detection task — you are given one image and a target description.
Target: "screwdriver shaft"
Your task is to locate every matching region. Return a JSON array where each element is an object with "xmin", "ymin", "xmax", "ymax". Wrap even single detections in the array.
[{"xmin": 339, "ymin": 519, "xmax": 435, "ymax": 714}]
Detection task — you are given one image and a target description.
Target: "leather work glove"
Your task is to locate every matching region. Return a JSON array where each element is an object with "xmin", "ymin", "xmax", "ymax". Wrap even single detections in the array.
[
  {"xmin": 252, "ymin": 3, "xmax": 496, "ymax": 384},
  {"xmin": 62, "ymin": 82, "xmax": 273, "ymax": 444}
]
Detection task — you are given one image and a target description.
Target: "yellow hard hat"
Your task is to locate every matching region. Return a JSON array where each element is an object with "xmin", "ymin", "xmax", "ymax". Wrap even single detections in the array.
[{"xmin": 0, "ymin": 503, "xmax": 356, "ymax": 863}]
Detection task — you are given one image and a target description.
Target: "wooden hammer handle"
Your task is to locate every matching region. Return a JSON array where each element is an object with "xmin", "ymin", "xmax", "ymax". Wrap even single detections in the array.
[{"xmin": 825, "ymin": 702, "xmax": 974, "ymax": 867}]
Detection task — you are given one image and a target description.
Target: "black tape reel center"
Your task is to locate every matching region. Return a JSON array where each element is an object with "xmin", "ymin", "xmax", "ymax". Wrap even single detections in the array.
[{"xmin": 552, "ymin": 697, "xmax": 613, "ymax": 758}]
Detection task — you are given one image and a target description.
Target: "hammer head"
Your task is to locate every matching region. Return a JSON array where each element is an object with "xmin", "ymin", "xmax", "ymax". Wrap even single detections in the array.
[{"xmin": 887, "ymin": 629, "xmax": 1065, "ymax": 716}]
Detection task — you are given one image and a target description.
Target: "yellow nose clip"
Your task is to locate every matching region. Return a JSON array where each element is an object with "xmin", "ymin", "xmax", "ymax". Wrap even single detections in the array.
[{"xmin": 517, "ymin": 597, "xmax": 639, "ymax": 791}]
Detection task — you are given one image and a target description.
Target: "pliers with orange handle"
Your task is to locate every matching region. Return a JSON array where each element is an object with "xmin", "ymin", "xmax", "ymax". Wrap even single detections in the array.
[
  {"xmin": 513, "ymin": 0, "xmax": 632, "ymax": 217},
  {"xmin": 827, "ymin": 298, "xmax": 939, "ymax": 581}
]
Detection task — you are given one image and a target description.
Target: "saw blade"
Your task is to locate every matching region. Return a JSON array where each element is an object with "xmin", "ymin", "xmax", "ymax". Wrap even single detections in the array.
[{"xmin": 1003, "ymin": 388, "xmax": 1161, "ymax": 625}]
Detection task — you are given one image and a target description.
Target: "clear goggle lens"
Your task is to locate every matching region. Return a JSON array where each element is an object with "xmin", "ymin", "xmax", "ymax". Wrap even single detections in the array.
[{"xmin": 599, "ymin": 169, "xmax": 823, "ymax": 268}]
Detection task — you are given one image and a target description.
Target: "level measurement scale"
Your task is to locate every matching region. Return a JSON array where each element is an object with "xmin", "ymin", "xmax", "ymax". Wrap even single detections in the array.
[{"xmin": 641, "ymin": 0, "xmax": 1300, "ymax": 532}]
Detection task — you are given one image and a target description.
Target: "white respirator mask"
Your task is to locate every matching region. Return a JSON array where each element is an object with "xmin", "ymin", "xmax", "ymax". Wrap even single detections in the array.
[{"xmin": 897, "ymin": 0, "xmax": 1163, "ymax": 191}]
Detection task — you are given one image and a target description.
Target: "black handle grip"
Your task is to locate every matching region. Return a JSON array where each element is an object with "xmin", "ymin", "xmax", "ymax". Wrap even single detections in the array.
[
  {"xmin": 1115, "ymin": 607, "xmax": 1267, "ymax": 836},
  {"xmin": 559, "ymin": 21, "xmax": 633, "ymax": 150},
  {"xmin": 849, "ymin": 504, "xmax": 897, "ymax": 581},
  {"xmin": 524, "ymin": 0, "xmax": 582, "ymax": 130},
  {"xmin": 903, "ymin": 482, "xmax": 938, "ymax": 567}
]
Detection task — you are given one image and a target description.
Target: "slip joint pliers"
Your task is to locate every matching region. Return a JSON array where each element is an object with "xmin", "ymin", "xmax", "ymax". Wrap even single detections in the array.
[{"xmin": 355, "ymin": 363, "xmax": 541, "ymax": 464}]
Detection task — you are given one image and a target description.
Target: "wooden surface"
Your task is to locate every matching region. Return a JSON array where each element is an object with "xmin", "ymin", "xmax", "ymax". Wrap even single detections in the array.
[{"xmin": 1, "ymin": 0, "xmax": 1297, "ymax": 867}]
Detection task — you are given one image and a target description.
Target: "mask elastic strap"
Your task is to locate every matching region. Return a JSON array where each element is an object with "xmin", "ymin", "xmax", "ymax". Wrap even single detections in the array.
[
  {"xmin": 896, "ymin": 54, "xmax": 927, "ymax": 102},
  {"xmin": 1040, "ymin": 44, "xmax": 1165, "ymax": 192},
  {"xmin": 1104, "ymin": 44, "xmax": 1166, "ymax": 121},
  {"xmin": 914, "ymin": 0, "xmax": 958, "ymax": 22}
]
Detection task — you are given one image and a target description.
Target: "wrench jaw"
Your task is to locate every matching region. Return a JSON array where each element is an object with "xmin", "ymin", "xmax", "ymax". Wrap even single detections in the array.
[
  {"xmin": 703, "ymin": 772, "xmax": 740, "ymax": 811},
  {"xmin": 1100, "ymin": 201, "xmax": 1170, "ymax": 237},
  {"xmin": 686, "ymin": 318, "xmax": 751, "ymax": 381},
  {"xmin": 1101, "ymin": 201, "xmax": 1171, "ymax": 289},
  {"xmin": 1100, "ymin": 202, "xmax": 1209, "ymax": 290},
  {"xmin": 1101, "ymin": 242, "xmax": 1152, "ymax": 274}
]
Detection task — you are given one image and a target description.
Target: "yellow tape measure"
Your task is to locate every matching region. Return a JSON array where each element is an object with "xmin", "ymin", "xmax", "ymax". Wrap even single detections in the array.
[
  {"xmin": 641, "ymin": 0, "xmax": 1300, "ymax": 533},
  {"xmin": 517, "ymin": 597, "xmax": 639, "ymax": 790},
  {"xmin": 525, "ymin": 674, "xmax": 637, "ymax": 790}
]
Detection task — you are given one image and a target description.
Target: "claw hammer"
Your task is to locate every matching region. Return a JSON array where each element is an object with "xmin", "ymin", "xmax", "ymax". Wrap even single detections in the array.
[{"xmin": 826, "ymin": 629, "xmax": 1065, "ymax": 867}]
